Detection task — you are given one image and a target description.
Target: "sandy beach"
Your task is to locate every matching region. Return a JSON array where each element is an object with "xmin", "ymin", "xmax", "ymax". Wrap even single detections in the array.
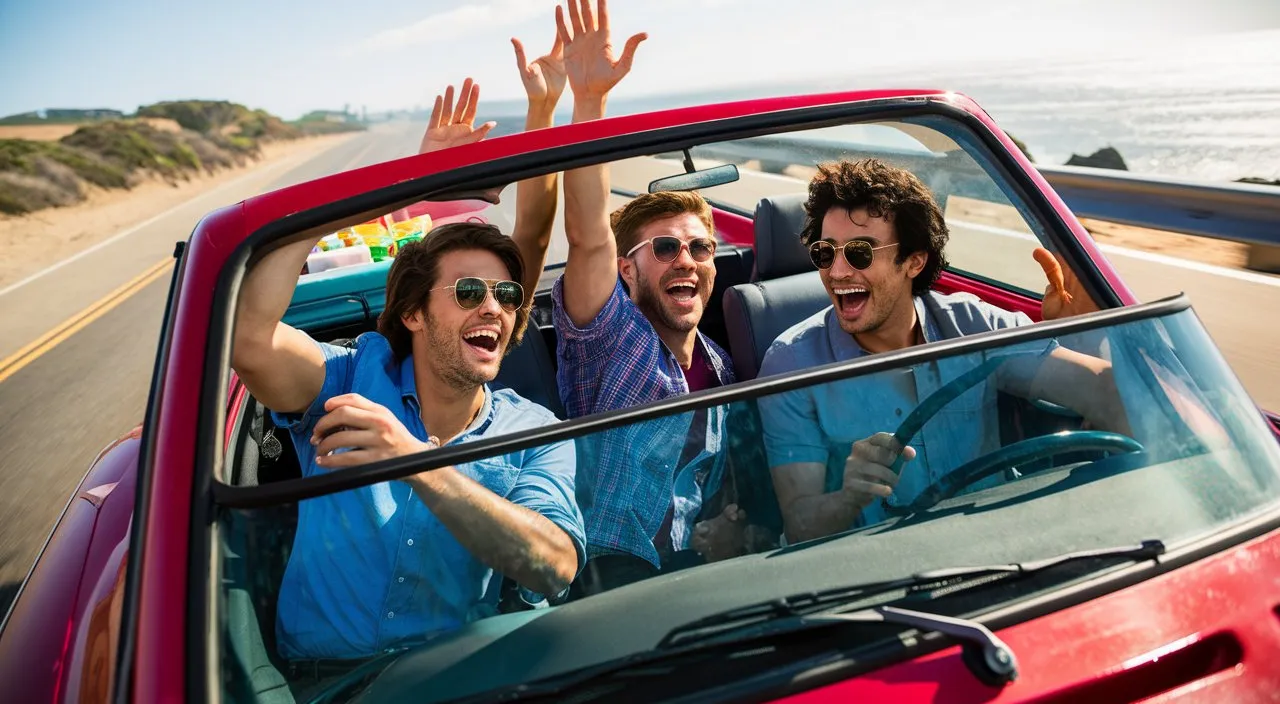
[
  {"xmin": 942, "ymin": 196, "xmax": 1250, "ymax": 270},
  {"xmin": 0, "ymin": 133, "xmax": 355, "ymax": 289}
]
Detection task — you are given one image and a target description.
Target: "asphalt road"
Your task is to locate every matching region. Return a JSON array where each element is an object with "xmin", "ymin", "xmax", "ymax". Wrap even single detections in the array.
[
  {"xmin": 1, "ymin": 120, "xmax": 1276, "ymax": 617},
  {"xmin": 0, "ymin": 123, "xmax": 424, "ymax": 610}
]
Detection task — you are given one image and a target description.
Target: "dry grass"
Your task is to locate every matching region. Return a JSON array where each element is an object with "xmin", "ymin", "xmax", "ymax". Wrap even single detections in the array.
[{"xmin": 0, "ymin": 125, "xmax": 82, "ymax": 141}]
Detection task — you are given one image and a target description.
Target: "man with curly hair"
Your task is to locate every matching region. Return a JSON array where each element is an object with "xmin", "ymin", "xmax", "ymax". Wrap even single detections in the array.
[{"xmin": 756, "ymin": 158, "xmax": 1128, "ymax": 543}]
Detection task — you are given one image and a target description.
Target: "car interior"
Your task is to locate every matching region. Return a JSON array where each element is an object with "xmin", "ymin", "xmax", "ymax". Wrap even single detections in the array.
[{"xmin": 217, "ymin": 119, "xmax": 1088, "ymax": 699}]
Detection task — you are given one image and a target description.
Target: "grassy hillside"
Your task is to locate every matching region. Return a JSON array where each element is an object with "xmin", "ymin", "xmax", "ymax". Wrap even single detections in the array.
[{"xmin": 0, "ymin": 100, "xmax": 362, "ymax": 215}]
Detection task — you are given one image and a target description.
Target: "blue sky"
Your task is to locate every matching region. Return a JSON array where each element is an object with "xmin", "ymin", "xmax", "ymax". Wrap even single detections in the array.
[{"xmin": 2, "ymin": 0, "xmax": 1277, "ymax": 120}]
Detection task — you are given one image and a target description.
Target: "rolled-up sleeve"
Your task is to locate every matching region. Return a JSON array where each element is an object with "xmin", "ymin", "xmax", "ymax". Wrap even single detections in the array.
[
  {"xmin": 551, "ymin": 277, "xmax": 634, "ymax": 362},
  {"xmin": 509, "ymin": 438, "xmax": 588, "ymax": 576},
  {"xmin": 270, "ymin": 340, "xmax": 357, "ymax": 474},
  {"xmin": 757, "ymin": 345, "xmax": 830, "ymax": 468}
]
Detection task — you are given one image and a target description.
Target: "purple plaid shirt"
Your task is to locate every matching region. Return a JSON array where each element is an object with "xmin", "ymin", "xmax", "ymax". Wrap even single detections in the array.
[{"xmin": 553, "ymin": 278, "xmax": 735, "ymax": 567}]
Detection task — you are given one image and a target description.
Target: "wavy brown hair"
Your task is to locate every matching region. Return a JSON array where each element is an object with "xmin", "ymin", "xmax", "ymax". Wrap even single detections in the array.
[
  {"xmin": 800, "ymin": 158, "xmax": 949, "ymax": 295},
  {"xmin": 378, "ymin": 222, "xmax": 527, "ymax": 360},
  {"xmin": 611, "ymin": 190, "xmax": 715, "ymax": 256}
]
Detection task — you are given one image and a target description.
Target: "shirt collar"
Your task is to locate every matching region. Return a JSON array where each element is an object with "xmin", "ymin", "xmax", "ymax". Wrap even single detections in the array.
[
  {"xmin": 399, "ymin": 353, "xmax": 418, "ymax": 401},
  {"xmin": 694, "ymin": 330, "xmax": 734, "ymax": 385},
  {"xmin": 398, "ymin": 353, "xmax": 495, "ymax": 441}
]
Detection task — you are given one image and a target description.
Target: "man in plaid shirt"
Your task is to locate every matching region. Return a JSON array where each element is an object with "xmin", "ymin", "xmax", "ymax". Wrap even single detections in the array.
[{"xmin": 549, "ymin": 0, "xmax": 773, "ymax": 593}]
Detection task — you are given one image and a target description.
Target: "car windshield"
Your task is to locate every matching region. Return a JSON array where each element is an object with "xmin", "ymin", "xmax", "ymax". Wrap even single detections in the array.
[
  {"xmin": 216, "ymin": 304, "xmax": 1280, "ymax": 702},
  {"xmin": 211, "ymin": 108, "xmax": 1280, "ymax": 703}
]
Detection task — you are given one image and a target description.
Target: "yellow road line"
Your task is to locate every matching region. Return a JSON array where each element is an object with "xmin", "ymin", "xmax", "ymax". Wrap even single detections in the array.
[{"xmin": 0, "ymin": 258, "xmax": 174, "ymax": 384}]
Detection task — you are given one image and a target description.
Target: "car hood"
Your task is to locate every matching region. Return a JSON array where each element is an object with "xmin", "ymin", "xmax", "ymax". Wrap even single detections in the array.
[{"xmin": 356, "ymin": 450, "xmax": 1230, "ymax": 702}]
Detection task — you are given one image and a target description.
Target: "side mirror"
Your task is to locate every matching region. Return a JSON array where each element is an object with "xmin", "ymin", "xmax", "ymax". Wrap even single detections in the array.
[{"xmin": 648, "ymin": 164, "xmax": 739, "ymax": 193}]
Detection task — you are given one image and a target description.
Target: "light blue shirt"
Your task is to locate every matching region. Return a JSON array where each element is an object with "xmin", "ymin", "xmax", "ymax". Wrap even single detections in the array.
[
  {"xmin": 757, "ymin": 291, "xmax": 1032, "ymax": 527},
  {"xmin": 271, "ymin": 332, "xmax": 585, "ymax": 659}
]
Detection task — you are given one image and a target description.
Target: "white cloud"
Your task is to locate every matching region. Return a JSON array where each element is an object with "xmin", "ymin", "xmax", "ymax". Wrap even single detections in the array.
[{"xmin": 347, "ymin": 0, "xmax": 559, "ymax": 55}]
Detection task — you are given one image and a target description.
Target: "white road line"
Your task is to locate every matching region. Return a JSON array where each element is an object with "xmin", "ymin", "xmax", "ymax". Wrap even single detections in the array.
[
  {"xmin": 0, "ymin": 138, "xmax": 351, "ymax": 299},
  {"xmin": 949, "ymin": 218, "xmax": 1280, "ymax": 289}
]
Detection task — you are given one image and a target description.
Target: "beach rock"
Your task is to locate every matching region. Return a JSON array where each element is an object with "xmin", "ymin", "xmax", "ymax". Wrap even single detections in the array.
[
  {"xmin": 1065, "ymin": 146, "xmax": 1128, "ymax": 171},
  {"xmin": 1236, "ymin": 177, "xmax": 1280, "ymax": 187}
]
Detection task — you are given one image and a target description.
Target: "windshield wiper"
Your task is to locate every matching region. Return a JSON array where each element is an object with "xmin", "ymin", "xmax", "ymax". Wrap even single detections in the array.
[
  {"xmin": 451, "ymin": 540, "xmax": 1164, "ymax": 703},
  {"xmin": 657, "ymin": 539, "xmax": 1165, "ymax": 651}
]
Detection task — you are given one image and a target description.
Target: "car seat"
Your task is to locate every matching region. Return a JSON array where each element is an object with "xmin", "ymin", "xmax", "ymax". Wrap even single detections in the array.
[{"xmin": 722, "ymin": 195, "xmax": 831, "ymax": 380}]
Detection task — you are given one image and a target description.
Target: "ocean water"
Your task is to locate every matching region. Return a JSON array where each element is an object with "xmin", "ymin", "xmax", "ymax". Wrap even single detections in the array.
[{"xmin": 487, "ymin": 29, "xmax": 1280, "ymax": 183}]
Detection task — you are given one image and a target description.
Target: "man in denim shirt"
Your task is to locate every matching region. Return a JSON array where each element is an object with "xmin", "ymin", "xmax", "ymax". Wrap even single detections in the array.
[
  {"xmin": 758, "ymin": 159, "xmax": 1131, "ymax": 543},
  {"xmin": 230, "ymin": 71, "xmax": 583, "ymax": 667},
  {"xmin": 550, "ymin": 0, "xmax": 769, "ymax": 591}
]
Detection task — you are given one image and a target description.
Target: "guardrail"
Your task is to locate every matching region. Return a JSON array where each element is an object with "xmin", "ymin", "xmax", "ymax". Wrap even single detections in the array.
[
  {"xmin": 1035, "ymin": 165, "xmax": 1280, "ymax": 247},
  {"xmin": 689, "ymin": 136, "xmax": 1280, "ymax": 249}
]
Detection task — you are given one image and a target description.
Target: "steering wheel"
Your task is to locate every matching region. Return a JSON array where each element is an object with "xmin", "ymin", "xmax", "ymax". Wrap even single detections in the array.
[
  {"xmin": 882, "ymin": 344, "xmax": 1144, "ymax": 514},
  {"xmin": 902, "ymin": 430, "xmax": 1143, "ymax": 511}
]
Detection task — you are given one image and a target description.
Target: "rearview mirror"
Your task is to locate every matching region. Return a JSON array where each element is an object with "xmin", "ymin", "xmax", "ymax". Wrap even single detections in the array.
[{"xmin": 648, "ymin": 164, "xmax": 739, "ymax": 193}]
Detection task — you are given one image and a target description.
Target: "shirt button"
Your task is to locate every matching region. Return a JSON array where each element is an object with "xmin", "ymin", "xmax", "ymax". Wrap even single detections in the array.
[
  {"xmin": 387, "ymin": 611, "xmax": 395, "ymax": 619},
  {"xmin": 895, "ymin": 408, "xmax": 903, "ymax": 417},
  {"xmin": 406, "ymin": 539, "xmax": 414, "ymax": 546},
  {"xmin": 398, "ymin": 577, "xmax": 405, "ymax": 583}
]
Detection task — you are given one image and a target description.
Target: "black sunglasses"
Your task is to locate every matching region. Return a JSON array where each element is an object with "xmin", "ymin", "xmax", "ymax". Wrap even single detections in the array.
[
  {"xmin": 808, "ymin": 239, "xmax": 899, "ymax": 270},
  {"xmin": 626, "ymin": 235, "xmax": 717, "ymax": 263},
  {"xmin": 431, "ymin": 277, "xmax": 525, "ymax": 312}
]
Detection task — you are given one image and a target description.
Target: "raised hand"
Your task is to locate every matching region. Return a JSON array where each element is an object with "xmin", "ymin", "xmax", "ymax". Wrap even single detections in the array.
[
  {"xmin": 1033, "ymin": 247, "xmax": 1097, "ymax": 319},
  {"xmin": 512, "ymin": 30, "xmax": 567, "ymax": 107},
  {"xmin": 554, "ymin": 0, "xmax": 647, "ymax": 102},
  {"xmin": 418, "ymin": 78, "xmax": 496, "ymax": 154}
]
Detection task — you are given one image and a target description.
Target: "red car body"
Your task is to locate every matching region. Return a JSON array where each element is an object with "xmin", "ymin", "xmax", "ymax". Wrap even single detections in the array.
[{"xmin": 3, "ymin": 89, "xmax": 1278, "ymax": 703}]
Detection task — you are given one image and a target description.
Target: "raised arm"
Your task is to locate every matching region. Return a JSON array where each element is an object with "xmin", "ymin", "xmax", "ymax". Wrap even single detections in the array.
[
  {"xmin": 555, "ymin": 0, "xmax": 647, "ymax": 326},
  {"xmin": 508, "ymin": 30, "xmax": 567, "ymax": 295},
  {"xmin": 231, "ymin": 237, "xmax": 326, "ymax": 414}
]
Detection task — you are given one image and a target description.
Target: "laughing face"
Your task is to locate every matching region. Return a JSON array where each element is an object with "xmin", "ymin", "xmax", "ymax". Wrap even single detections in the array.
[
  {"xmin": 818, "ymin": 207, "xmax": 926, "ymax": 342},
  {"xmin": 403, "ymin": 249, "xmax": 515, "ymax": 391},
  {"xmin": 619, "ymin": 213, "xmax": 716, "ymax": 336}
]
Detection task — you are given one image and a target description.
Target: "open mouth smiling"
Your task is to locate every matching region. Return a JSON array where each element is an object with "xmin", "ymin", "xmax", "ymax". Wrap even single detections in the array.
[
  {"xmin": 462, "ymin": 328, "xmax": 500, "ymax": 353},
  {"xmin": 833, "ymin": 284, "xmax": 869, "ymax": 316},
  {"xmin": 665, "ymin": 281, "xmax": 698, "ymax": 303}
]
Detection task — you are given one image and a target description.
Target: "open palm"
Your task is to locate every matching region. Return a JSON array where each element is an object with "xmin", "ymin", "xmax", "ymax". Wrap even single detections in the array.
[
  {"xmin": 418, "ymin": 78, "xmax": 496, "ymax": 154},
  {"xmin": 555, "ymin": 0, "xmax": 647, "ymax": 100},
  {"xmin": 513, "ymin": 33, "xmax": 567, "ymax": 105}
]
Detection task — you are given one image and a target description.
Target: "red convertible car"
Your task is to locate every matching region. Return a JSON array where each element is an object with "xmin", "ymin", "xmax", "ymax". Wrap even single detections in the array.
[{"xmin": 4, "ymin": 89, "xmax": 1280, "ymax": 703}]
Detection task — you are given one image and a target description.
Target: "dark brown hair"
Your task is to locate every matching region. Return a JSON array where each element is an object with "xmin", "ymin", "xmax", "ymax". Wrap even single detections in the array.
[
  {"xmin": 801, "ymin": 158, "xmax": 949, "ymax": 295},
  {"xmin": 378, "ymin": 221, "xmax": 527, "ymax": 359},
  {"xmin": 611, "ymin": 190, "xmax": 715, "ymax": 256}
]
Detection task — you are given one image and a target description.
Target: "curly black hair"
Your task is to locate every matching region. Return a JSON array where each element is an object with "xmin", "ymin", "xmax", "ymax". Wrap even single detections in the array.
[{"xmin": 800, "ymin": 158, "xmax": 949, "ymax": 295}]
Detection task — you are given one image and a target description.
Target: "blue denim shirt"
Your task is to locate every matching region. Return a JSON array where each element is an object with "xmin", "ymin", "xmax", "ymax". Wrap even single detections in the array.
[
  {"xmin": 552, "ymin": 278, "xmax": 735, "ymax": 567},
  {"xmin": 757, "ymin": 291, "xmax": 1032, "ymax": 527},
  {"xmin": 271, "ymin": 332, "xmax": 585, "ymax": 659}
]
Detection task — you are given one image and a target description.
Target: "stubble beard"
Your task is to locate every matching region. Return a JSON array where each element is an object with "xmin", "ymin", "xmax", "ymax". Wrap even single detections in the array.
[
  {"xmin": 423, "ymin": 313, "xmax": 496, "ymax": 392},
  {"xmin": 632, "ymin": 269, "xmax": 710, "ymax": 336}
]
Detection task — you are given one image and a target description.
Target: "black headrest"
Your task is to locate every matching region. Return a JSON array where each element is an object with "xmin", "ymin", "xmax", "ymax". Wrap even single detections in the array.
[
  {"xmin": 722, "ymin": 271, "xmax": 829, "ymax": 381},
  {"xmin": 752, "ymin": 195, "xmax": 813, "ymax": 280}
]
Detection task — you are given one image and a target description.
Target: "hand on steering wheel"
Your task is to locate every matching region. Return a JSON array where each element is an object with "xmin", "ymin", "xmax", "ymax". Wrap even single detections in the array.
[{"xmin": 842, "ymin": 433, "xmax": 915, "ymax": 510}]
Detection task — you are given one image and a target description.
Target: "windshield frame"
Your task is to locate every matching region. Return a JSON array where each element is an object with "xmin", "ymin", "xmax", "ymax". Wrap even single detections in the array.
[
  {"xmin": 213, "ymin": 294, "xmax": 1190, "ymax": 509},
  {"xmin": 194, "ymin": 95, "xmax": 1148, "ymax": 701}
]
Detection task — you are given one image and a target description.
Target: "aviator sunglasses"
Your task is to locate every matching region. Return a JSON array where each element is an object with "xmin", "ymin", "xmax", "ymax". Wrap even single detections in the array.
[
  {"xmin": 808, "ymin": 239, "xmax": 900, "ymax": 270},
  {"xmin": 430, "ymin": 277, "xmax": 525, "ymax": 312},
  {"xmin": 626, "ymin": 235, "xmax": 718, "ymax": 263}
]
